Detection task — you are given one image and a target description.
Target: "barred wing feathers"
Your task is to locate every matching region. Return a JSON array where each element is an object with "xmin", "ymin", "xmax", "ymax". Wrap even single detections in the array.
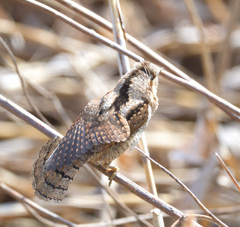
[{"xmin": 32, "ymin": 98, "xmax": 130, "ymax": 201}]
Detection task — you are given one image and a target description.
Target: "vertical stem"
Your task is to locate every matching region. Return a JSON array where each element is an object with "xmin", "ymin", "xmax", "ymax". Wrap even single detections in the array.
[
  {"xmin": 140, "ymin": 134, "xmax": 165, "ymax": 227},
  {"xmin": 109, "ymin": 0, "xmax": 163, "ymax": 226},
  {"xmin": 109, "ymin": 0, "xmax": 130, "ymax": 75}
]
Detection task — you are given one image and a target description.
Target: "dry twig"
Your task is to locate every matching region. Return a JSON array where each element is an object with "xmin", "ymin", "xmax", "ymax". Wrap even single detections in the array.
[
  {"xmin": 0, "ymin": 37, "xmax": 53, "ymax": 127},
  {"xmin": 16, "ymin": 0, "xmax": 240, "ymax": 121},
  {"xmin": 136, "ymin": 147, "xmax": 227, "ymax": 227},
  {"xmin": 215, "ymin": 152, "xmax": 240, "ymax": 192},
  {"xmin": 108, "ymin": 0, "xmax": 160, "ymax": 225},
  {"xmin": 0, "ymin": 94, "xmax": 203, "ymax": 225},
  {"xmin": 0, "ymin": 180, "xmax": 76, "ymax": 227},
  {"xmin": 1, "ymin": 1, "xmax": 239, "ymax": 226}
]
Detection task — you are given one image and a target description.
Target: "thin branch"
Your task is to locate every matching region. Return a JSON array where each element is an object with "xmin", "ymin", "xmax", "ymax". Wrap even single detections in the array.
[
  {"xmin": 159, "ymin": 69, "xmax": 240, "ymax": 120},
  {"xmin": 84, "ymin": 165, "xmax": 152, "ymax": 227},
  {"xmin": 106, "ymin": 1, "xmax": 152, "ymax": 226},
  {"xmin": 136, "ymin": 147, "xmax": 227, "ymax": 227},
  {"xmin": 94, "ymin": 166, "xmax": 205, "ymax": 227},
  {"xmin": 108, "ymin": 0, "xmax": 159, "ymax": 225},
  {"xmin": 16, "ymin": 0, "xmax": 240, "ymax": 122},
  {"xmin": 215, "ymin": 152, "xmax": 240, "ymax": 192},
  {"xmin": 139, "ymin": 138, "xmax": 158, "ymax": 197},
  {"xmin": 109, "ymin": 0, "xmax": 160, "ymax": 206},
  {"xmin": 54, "ymin": 0, "xmax": 190, "ymax": 80},
  {"xmin": 109, "ymin": 0, "xmax": 130, "ymax": 76},
  {"xmin": 109, "ymin": 0, "xmax": 158, "ymax": 200},
  {"xmin": 0, "ymin": 19, "xmax": 83, "ymax": 52},
  {"xmin": 0, "ymin": 94, "xmax": 152, "ymax": 226},
  {"xmin": 27, "ymin": 81, "xmax": 73, "ymax": 128},
  {"xmin": 171, "ymin": 214, "xmax": 222, "ymax": 227},
  {"xmin": 0, "ymin": 94, "xmax": 62, "ymax": 138},
  {"xmin": 139, "ymin": 136, "xmax": 163, "ymax": 226},
  {"xmin": 94, "ymin": 165, "xmax": 184, "ymax": 219},
  {"xmin": 0, "ymin": 94, "xmax": 196, "ymax": 224},
  {"xmin": 0, "ymin": 37, "xmax": 54, "ymax": 127},
  {"xmin": 0, "ymin": 180, "xmax": 76, "ymax": 227},
  {"xmin": 17, "ymin": 0, "xmax": 142, "ymax": 62},
  {"xmin": 1, "ymin": 1, "xmax": 235, "ymax": 226}
]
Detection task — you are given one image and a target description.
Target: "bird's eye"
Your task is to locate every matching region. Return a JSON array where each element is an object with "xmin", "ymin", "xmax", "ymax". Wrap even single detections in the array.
[{"xmin": 150, "ymin": 74, "xmax": 155, "ymax": 81}]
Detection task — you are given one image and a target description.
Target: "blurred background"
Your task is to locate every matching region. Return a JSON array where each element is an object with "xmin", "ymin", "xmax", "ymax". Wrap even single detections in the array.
[{"xmin": 0, "ymin": 0, "xmax": 240, "ymax": 226}]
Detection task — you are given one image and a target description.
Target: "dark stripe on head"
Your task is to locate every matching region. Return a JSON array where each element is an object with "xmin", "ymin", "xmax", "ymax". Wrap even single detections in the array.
[
  {"xmin": 112, "ymin": 76, "xmax": 132, "ymax": 111},
  {"xmin": 111, "ymin": 62, "xmax": 154, "ymax": 111}
]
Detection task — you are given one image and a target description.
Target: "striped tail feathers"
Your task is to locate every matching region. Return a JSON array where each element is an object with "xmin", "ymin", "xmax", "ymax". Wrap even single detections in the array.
[
  {"xmin": 31, "ymin": 137, "xmax": 87, "ymax": 201},
  {"xmin": 31, "ymin": 108, "xmax": 131, "ymax": 201}
]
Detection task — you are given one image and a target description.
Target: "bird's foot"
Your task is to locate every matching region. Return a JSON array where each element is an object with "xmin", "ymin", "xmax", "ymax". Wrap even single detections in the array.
[{"xmin": 105, "ymin": 166, "xmax": 119, "ymax": 186}]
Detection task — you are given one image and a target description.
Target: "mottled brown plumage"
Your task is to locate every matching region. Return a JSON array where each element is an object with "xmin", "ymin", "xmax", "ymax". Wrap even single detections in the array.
[{"xmin": 32, "ymin": 61, "xmax": 160, "ymax": 201}]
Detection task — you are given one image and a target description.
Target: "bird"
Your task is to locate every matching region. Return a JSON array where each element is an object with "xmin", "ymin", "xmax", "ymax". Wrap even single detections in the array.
[{"xmin": 32, "ymin": 61, "xmax": 160, "ymax": 201}]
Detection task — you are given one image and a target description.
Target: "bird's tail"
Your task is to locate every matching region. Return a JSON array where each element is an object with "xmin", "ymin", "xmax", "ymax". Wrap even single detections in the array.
[{"xmin": 31, "ymin": 138, "xmax": 80, "ymax": 201}]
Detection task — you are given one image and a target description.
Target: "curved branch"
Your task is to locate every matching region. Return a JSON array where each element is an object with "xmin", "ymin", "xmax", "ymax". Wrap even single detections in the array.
[
  {"xmin": 16, "ymin": 0, "xmax": 240, "ymax": 121},
  {"xmin": 0, "ymin": 94, "xmax": 62, "ymax": 138}
]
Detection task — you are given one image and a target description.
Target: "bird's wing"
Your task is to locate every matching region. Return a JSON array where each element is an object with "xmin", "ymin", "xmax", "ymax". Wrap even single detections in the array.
[
  {"xmin": 31, "ymin": 99, "xmax": 130, "ymax": 201},
  {"xmin": 44, "ymin": 108, "xmax": 130, "ymax": 172}
]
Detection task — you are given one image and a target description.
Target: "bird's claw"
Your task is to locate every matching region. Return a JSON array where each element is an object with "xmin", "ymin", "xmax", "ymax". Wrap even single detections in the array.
[{"xmin": 105, "ymin": 166, "xmax": 119, "ymax": 186}]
